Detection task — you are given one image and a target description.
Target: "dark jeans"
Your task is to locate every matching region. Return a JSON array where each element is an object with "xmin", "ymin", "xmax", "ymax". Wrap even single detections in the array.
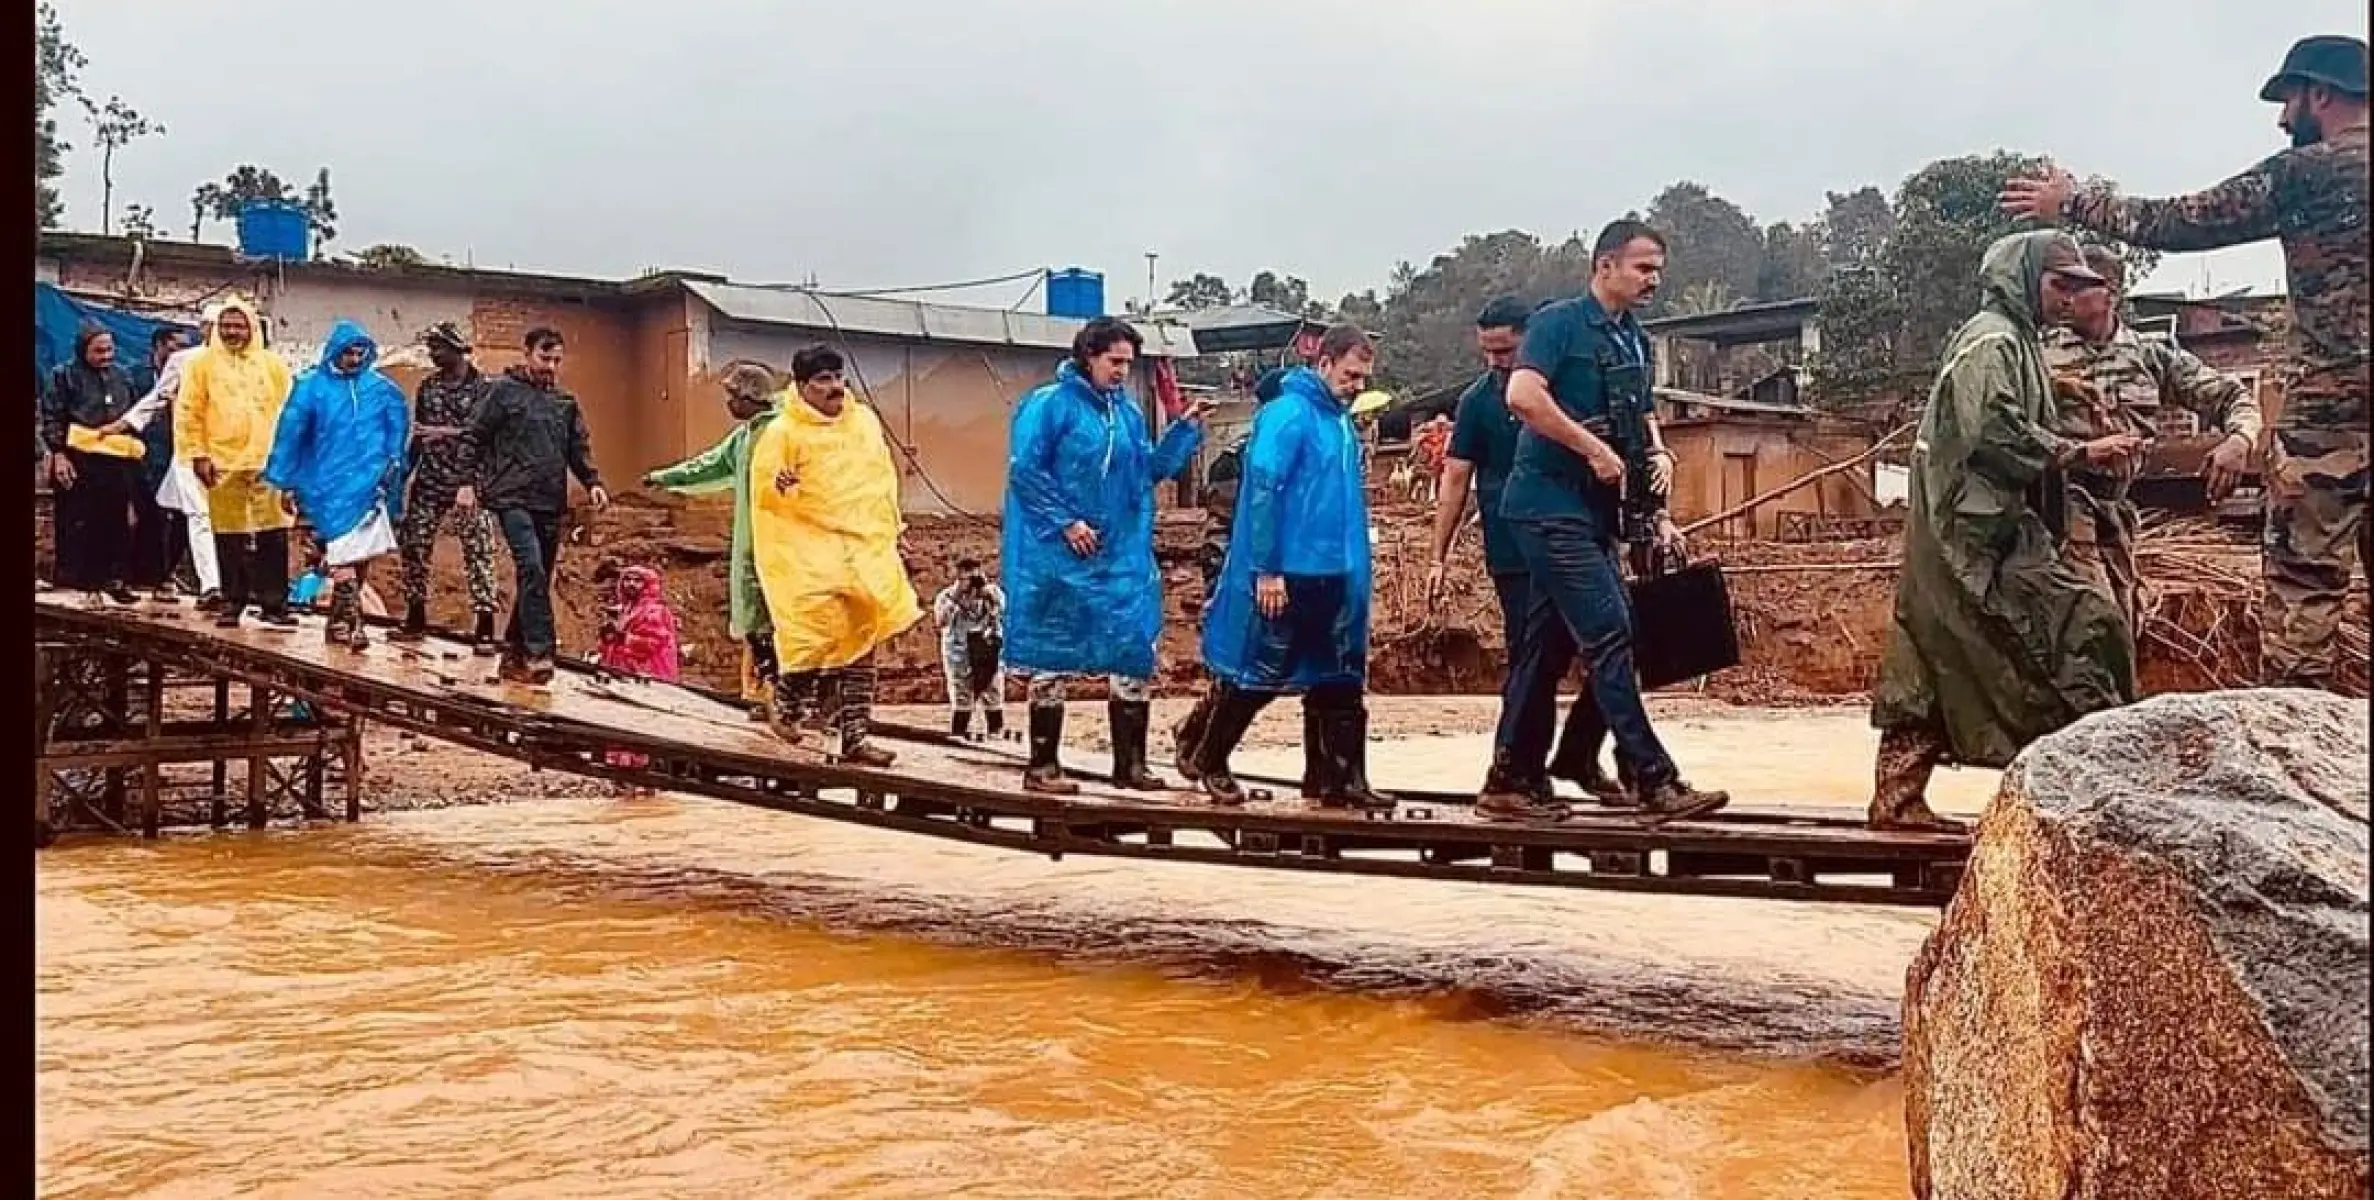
[
  {"xmin": 1490, "ymin": 570, "xmax": 1622, "ymax": 782},
  {"xmin": 215, "ymin": 528, "xmax": 292, "ymax": 616},
  {"xmin": 494, "ymin": 508, "xmax": 564, "ymax": 661},
  {"xmin": 1497, "ymin": 516, "xmax": 1674, "ymax": 789},
  {"xmin": 53, "ymin": 449, "xmax": 140, "ymax": 590}
]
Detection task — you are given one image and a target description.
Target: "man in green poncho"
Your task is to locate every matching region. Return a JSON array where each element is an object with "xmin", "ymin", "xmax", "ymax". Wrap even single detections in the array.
[
  {"xmin": 1869, "ymin": 230, "xmax": 2147, "ymax": 833},
  {"xmin": 642, "ymin": 361, "xmax": 783, "ymax": 718}
]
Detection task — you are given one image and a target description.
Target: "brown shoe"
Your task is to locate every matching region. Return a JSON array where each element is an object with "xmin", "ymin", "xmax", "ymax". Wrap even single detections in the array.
[
  {"xmin": 1477, "ymin": 790, "xmax": 1572, "ymax": 824},
  {"xmin": 1636, "ymin": 779, "xmax": 1729, "ymax": 823},
  {"xmin": 1868, "ymin": 798, "xmax": 1969, "ymax": 835},
  {"xmin": 841, "ymin": 742, "xmax": 897, "ymax": 770}
]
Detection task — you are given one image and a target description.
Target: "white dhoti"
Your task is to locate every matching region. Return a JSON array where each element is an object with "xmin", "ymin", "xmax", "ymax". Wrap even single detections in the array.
[
  {"xmin": 155, "ymin": 461, "xmax": 220, "ymax": 594},
  {"xmin": 322, "ymin": 506, "xmax": 398, "ymax": 570}
]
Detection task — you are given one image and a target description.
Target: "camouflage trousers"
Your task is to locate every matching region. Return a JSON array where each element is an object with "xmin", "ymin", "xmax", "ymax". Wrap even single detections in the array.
[
  {"xmin": 1024, "ymin": 672, "xmax": 1150, "ymax": 707},
  {"xmin": 2262, "ymin": 426, "xmax": 2369, "ymax": 688},
  {"xmin": 399, "ymin": 487, "xmax": 499, "ymax": 616},
  {"xmin": 773, "ymin": 651, "xmax": 879, "ymax": 751},
  {"xmin": 2062, "ymin": 493, "xmax": 2143, "ymax": 646}
]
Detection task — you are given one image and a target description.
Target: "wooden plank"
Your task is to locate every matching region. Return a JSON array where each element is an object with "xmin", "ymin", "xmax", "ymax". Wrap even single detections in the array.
[
  {"xmin": 141, "ymin": 659, "xmax": 165, "ymax": 839},
  {"xmin": 246, "ymin": 684, "xmax": 271, "ymax": 830},
  {"xmin": 37, "ymin": 733, "xmax": 337, "ymax": 770}
]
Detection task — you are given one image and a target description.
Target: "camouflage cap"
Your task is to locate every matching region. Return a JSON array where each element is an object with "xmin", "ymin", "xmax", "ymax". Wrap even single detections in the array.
[
  {"xmin": 2079, "ymin": 243, "xmax": 2128, "ymax": 291},
  {"xmin": 2039, "ymin": 233, "xmax": 2108, "ymax": 284},
  {"xmin": 2260, "ymin": 34, "xmax": 2369, "ymax": 101}
]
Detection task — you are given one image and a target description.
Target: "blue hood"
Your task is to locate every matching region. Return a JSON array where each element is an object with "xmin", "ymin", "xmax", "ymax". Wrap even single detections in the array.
[{"xmin": 317, "ymin": 319, "xmax": 380, "ymax": 377}]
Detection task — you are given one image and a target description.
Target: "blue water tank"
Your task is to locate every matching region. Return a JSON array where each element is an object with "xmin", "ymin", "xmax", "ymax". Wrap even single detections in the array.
[
  {"xmin": 236, "ymin": 200, "xmax": 309, "ymax": 261},
  {"xmin": 1046, "ymin": 268, "xmax": 1105, "ymax": 320}
]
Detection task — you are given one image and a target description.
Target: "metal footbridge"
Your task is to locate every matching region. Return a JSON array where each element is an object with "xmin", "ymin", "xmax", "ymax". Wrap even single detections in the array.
[{"xmin": 33, "ymin": 591, "xmax": 1970, "ymax": 907}]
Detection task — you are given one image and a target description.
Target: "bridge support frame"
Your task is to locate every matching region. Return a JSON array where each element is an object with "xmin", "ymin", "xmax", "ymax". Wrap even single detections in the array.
[{"xmin": 34, "ymin": 632, "xmax": 364, "ymax": 847}]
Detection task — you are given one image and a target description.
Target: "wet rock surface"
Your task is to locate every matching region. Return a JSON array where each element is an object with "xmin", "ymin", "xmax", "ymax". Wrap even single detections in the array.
[{"xmin": 1904, "ymin": 689, "xmax": 2370, "ymax": 1200}]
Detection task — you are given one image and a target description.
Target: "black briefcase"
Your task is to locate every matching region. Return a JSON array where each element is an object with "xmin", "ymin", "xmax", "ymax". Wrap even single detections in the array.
[{"xmin": 1628, "ymin": 562, "xmax": 1742, "ymax": 691}]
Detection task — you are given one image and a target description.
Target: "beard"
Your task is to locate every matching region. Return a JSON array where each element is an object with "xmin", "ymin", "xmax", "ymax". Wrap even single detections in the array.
[{"xmin": 2290, "ymin": 112, "xmax": 2325, "ymax": 148}]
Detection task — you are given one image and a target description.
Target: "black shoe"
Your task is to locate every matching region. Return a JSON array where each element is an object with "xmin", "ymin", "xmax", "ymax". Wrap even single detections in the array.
[
  {"xmin": 1315, "ymin": 705, "xmax": 1395, "ymax": 812},
  {"xmin": 842, "ymin": 741, "xmax": 897, "ymax": 769},
  {"xmin": 214, "ymin": 605, "xmax": 244, "ymax": 630},
  {"xmin": 1108, "ymin": 699, "xmax": 1167, "ymax": 791},
  {"xmin": 1192, "ymin": 686, "xmax": 1265, "ymax": 807},
  {"xmin": 388, "ymin": 605, "xmax": 429, "ymax": 643},
  {"xmin": 471, "ymin": 611, "xmax": 499, "ymax": 657},
  {"xmin": 952, "ymin": 709, "xmax": 972, "ymax": 739},
  {"xmin": 195, "ymin": 589, "xmax": 223, "ymax": 613},
  {"xmin": 1637, "ymin": 778, "xmax": 1729, "ymax": 823},
  {"xmin": 1172, "ymin": 693, "xmax": 1216, "ymax": 783},
  {"xmin": 984, "ymin": 709, "xmax": 1005, "ymax": 738},
  {"xmin": 103, "ymin": 584, "xmax": 139, "ymax": 605},
  {"xmin": 1024, "ymin": 706, "xmax": 1079, "ymax": 795},
  {"xmin": 257, "ymin": 607, "xmax": 300, "ymax": 629}
]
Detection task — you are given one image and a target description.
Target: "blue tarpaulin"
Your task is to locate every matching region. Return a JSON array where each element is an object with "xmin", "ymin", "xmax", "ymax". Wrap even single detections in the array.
[{"xmin": 34, "ymin": 281, "xmax": 197, "ymax": 389}]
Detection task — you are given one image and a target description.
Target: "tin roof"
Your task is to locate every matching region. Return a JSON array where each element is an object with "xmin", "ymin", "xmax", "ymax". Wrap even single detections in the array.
[{"xmin": 683, "ymin": 280, "xmax": 1198, "ymax": 356}]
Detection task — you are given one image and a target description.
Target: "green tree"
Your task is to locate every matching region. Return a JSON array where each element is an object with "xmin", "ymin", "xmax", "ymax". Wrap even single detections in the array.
[
  {"xmin": 1642, "ymin": 181, "xmax": 1767, "ymax": 316},
  {"xmin": 35, "ymin": 1, "xmax": 87, "ymax": 230},
  {"xmin": 119, "ymin": 202, "xmax": 158, "ymax": 241},
  {"xmin": 1818, "ymin": 186, "xmax": 1895, "ymax": 269},
  {"xmin": 85, "ymin": 94, "xmax": 164, "ymax": 237},
  {"xmin": 188, "ymin": 164, "xmax": 339, "ymax": 256},
  {"xmin": 1162, "ymin": 272, "xmax": 1234, "ymax": 309},
  {"xmin": 1755, "ymin": 220, "xmax": 1825, "ymax": 301},
  {"xmin": 1244, "ymin": 270, "xmax": 1310, "ymax": 315},
  {"xmin": 302, "ymin": 167, "xmax": 338, "ymax": 253},
  {"xmin": 355, "ymin": 243, "xmax": 428, "ymax": 269}
]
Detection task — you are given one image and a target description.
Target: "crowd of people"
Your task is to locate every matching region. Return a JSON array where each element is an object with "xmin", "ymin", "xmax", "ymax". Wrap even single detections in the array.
[{"xmin": 35, "ymin": 35, "xmax": 2363, "ymax": 829}]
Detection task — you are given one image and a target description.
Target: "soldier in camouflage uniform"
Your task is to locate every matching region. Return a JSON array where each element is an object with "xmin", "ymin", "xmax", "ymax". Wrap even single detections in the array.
[
  {"xmin": 2005, "ymin": 34, "xmax": 2369, "ymax": 690},
  {"xmin": 389, "ymin": 322, "xmax": 501, "ymax": 652},
  {"xmin": 2043, "ymin": 244, "xmax": 2264, "ymax": 631}
]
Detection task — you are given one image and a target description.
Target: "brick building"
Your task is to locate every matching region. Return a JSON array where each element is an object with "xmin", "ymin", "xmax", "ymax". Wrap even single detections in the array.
[{"xmin": 35, "ymin": 233, "xmax": 1196, "ymax": 515}]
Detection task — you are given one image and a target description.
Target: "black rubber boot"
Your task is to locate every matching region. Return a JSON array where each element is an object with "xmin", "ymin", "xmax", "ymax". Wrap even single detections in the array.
[
  {"xmin": 1191, "ymin": 686, "xmax": 1267, "ymax": 807},
  {"xmin": 471, "ymin": 610, "xmax": 499, "ymax": 657},
  {"xmin": 1108, "ymin": 699, "xmax": 1167, "ymax": 791},
  {"xmin": 389, "ymin": 603, "xmax": 430, "ymax": 644},
  {"xmin": 1318, "ymin": 704, "xmax": 1396, "ymax": 813},
  {"xmin": 1171, "ymin": 691, "xmax": 1217, "ymax": 782},
  {"xmin": 951, "ymin": 709, "xmax": 972, "ymax": 739},
  {"xmin": 1024, "ymin": 705, "xmax": 1078, "ymax": 795},
  {"xmin": 1298, "ymin": 704, "xmax": 1334, "ymax": 800},
  {"xmin": 984, "ymin": 708, "xmax": 1005, "ymax": 738}
]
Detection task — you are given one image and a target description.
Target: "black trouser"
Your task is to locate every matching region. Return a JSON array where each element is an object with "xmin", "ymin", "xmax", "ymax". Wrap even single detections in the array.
[
  {"xmin": 1497, "ymin": 516, "xmax": 1676, "ymax": 791},
  {"xmin": 130, "ymin": 479, "xmax": 184, "ymax": 590},
  {"xmin": 1195, "ymin": 679, "xmax": 1365, "ymax": 789},
  {"xmin": 493, "ymin": 508, "xmax": 564, "ymax": 661},
  {"xmin": 53, "ymin": 449, "xmax": 141, "ymax": 590},
  {"xmin": 214, "ymin": 528, "xmax": 292, "ymax": 616},
  {"xmin": 1490, "ymin": 570, "xmax": 1630, "ymax": 786}
]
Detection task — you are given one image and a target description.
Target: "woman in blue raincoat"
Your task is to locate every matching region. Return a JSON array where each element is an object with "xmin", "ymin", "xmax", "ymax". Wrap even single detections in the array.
[
  {"xmin": 1192, "ymin": 325, "xmax": 1392, "ymax": 812},
  {"xmin": 1001, "ymin": 317, "xmax": 1205, "ymax": 795},
  {"xmin": 263, "ymin": 319, "xmax": 411, "ymax": 650}
]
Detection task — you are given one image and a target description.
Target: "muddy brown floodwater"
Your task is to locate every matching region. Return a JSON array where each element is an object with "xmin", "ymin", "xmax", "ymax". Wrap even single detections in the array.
[{"xmin": 38, "ymin": 704, "xmax": 1994, "ymax": 1199}]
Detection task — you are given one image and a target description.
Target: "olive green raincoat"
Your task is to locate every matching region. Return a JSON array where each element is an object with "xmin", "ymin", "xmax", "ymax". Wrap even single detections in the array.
[{"xmin": 1871, "ymin": 230, "xmax": 2137, "ymax": 768}]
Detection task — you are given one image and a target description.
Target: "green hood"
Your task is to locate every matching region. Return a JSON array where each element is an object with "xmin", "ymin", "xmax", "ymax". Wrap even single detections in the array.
[{"xmin": 1979, "ymin": 229, "xmax": 2080, "ymax": 332}]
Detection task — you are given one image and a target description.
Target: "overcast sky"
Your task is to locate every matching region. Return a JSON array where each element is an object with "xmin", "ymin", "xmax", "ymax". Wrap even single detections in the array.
[{"xmin": 50, "ymin": 0, "xmax": 2369, "ymax": 308}]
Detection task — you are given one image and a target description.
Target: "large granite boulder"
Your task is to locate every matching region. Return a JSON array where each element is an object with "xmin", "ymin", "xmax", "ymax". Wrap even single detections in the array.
[{"xmin": 1904, "ymin": 689, "xmax": 2369, "ymax": 1200}]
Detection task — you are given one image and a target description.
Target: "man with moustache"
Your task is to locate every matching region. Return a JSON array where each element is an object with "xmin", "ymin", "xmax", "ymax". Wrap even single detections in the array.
[
  {"xmin": 179, "ymin": 297, "xmax": 298, "ymax": 628},
  {"xmin": 645, "ymin": 360, "xmax": 788, "ymax": 717},
  {"xmin": 457, "ymin": 326, "xmax": 610, "ymax": 685},
  {"xmin": 391, "ymin": 322, "xmax": 501, "ymax": 652},
  {"xmin": 1492, "ymin": 221, "xmax": 1725, "ymax": 824},
  {"xmin": 2003, "ymin": 34, "xmax": 2367, "ymax": 691},
  {"xmin": 1869, "ymin": 230, "xmax": 2142, "ymax": 834}
]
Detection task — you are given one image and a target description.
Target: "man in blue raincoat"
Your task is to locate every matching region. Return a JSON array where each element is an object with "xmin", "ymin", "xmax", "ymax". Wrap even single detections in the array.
[
  {"xmin": 1191, "ymin": 324, "xmax": 1394, "ymax": 813},
  {"xmin": 263, "ymin": 320, "xmax": 411, "ymax": 650},
  {"xmin": 1001, "ymin": 316, "xmax": 1207, "ymax": 795}
]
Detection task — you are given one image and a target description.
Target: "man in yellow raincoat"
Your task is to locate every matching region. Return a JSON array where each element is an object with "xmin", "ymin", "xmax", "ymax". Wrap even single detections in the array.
[
  {"xmin": 749, "ymin": 346, "xmax": 921, "ymax": 767},
  {"xmin": 177, "ymin": 297, "xmax": 297, "ymax": 629}
]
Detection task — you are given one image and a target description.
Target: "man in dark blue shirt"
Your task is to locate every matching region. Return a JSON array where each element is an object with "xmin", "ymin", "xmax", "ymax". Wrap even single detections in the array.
[
  {"xmin": 1494, "ymin": 220, "xmax": 1727, "ymax": 823},
  {"xmin": 1428, "ymin": 296, "xmax": 1676, "ymax": 820}
]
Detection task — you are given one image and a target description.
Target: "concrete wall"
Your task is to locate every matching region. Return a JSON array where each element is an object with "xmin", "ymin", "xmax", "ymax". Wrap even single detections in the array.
[
  {"xmin": 38, "ymin": 244, "xmax": 677, "ymax": 491},
  {"xmin": 1663, "ymin": 420, "xmax": 1874, "ymax": 540},
  {"xmin": 708, "ymin": 321, "xmax": 1096, "ymax": 517}
]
